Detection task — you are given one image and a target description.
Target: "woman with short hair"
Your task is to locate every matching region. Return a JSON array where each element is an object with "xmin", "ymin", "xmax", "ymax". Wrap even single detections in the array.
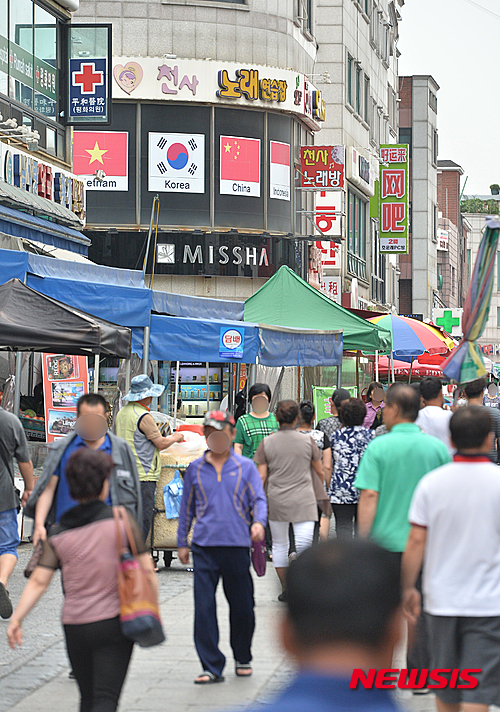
[
  {"xmin": 234, "ymin": 382, "xmax": 279, "ymax": 459},
  {"xmin": 7, "ymin": 448, "xmax": 155, "ymax": 712},
  {"xmin": 254, "ymin": 400, "xmax": 323, "ymax": 601}
]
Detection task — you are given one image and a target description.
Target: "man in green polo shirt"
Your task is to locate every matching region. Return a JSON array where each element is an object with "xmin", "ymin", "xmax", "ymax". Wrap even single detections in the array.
[{"xmin": 355, "ymin": 384, "xmax": 451, "ymax": 555}]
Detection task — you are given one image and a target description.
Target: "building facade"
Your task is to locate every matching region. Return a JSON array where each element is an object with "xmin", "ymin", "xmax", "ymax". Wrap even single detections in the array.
[
  {"xmin": 398, "ymin": 74, "xmax": 439, "ymax": 319},
  {"xmin": 314, "ymin": 0, "xmax": 403, "ymax": 311}
]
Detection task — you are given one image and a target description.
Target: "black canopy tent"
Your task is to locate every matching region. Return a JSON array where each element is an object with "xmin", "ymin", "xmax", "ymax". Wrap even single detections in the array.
[{"xmin": 0, "ymin": 279, "xmax": 131, "ymax": 357}]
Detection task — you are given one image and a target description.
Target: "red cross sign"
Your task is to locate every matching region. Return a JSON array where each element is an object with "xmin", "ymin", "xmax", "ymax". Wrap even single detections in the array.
[{"xmin": 72, "ymin": 63, "xmax": 104, "ymax": 94}]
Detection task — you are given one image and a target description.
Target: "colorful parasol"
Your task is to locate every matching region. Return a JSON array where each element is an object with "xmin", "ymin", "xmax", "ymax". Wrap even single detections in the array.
[
  {"xmin": 443, "ymin": 217, "xmax": 500, "ymax": 383},
  {"xmin": 368, "ymin": 314, "xmax": 450, "ymax": 358}
]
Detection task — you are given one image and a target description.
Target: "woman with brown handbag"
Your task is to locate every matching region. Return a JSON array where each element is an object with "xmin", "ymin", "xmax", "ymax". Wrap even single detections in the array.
[{"xmin": 7, "ymin": 448, "xmax": 157, "ymax": 712}]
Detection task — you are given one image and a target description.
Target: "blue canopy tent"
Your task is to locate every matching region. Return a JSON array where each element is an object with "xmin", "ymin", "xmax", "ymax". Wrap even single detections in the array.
[{"xmin": 152, "ymin": 290, "xmax": 244, "ymax": 321}]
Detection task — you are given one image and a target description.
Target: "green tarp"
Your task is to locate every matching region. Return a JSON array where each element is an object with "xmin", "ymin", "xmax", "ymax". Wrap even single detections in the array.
[{"xmin": 244, "ymin": 266, "xmax": 392, "ymax": 354}]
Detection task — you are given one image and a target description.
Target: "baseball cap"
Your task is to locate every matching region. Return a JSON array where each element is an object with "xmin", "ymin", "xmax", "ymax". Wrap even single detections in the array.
[{"xmin": 203, "ymin": 410, "xmax": 236, "ymax": 430}]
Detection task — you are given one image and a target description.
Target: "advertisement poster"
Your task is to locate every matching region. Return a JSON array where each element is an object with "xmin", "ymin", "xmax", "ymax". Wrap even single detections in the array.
[
  {"xmin": 219, "ymin": 327, "xmax": 244, "ymax": 359},
  {"xmin": 42, "ymin": 354, "xmax": 89, "ymax": 443},
  {"xmin": 312, "ymin": 386, "xmax": 335, "ymax": 424},
  {"xmin": 379, "ymin": 144, "xmax": 409, "ymax": 254}
]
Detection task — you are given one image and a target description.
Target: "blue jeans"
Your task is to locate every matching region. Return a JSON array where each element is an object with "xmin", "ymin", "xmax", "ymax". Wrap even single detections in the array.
[{"xmin": 0, "ymin": 508, "xmax": 19, "ymax": 557}]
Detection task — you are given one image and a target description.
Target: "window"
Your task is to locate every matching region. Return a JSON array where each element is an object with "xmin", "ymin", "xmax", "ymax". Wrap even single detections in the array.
[
  {"xmin": 347, "ymin": 54, "xmax": 353, "ymax": 106},
  {"xmin": 10, "ymin": 0, "xmax": 34, "ymax": 108},
  {"xmin": 429, "ymin": 89, "xmax": 438, "ymax": 113},
  {"xmin": 370, "ymin": 2, "xmax": 378, "ymax": 46},
  {"xmin": 369, "ymin": 98, "xmax": 377, "ymax": 143},
  {"xmin": 348, "ymin": 189, "xmax": 368, "ymax": 280},
  {"xmin": 356, "ymin": 65, "xmax": 362, "ymax": 115},
  {"xmin": 388, "ymin": 86, "xmax": 397, "ymax": 130},
  {"xmin": 451, "ymin": 266, "xmax": 456, "ymax": 297},
  {"xmin": 437, "ymin": 264, "xmax": 443, "ymax": 291},
  {"xmin": 497, "ymin": 306, "xmax": 500, "ymax": 328},
  {"xmin": 364, "ymin": 75, "xmax": 370, "ymax": 124},
  {"xmin": 467, "ymin": 249, "xmax": 471, "ymax": 280},
  {"xmin": 399, "ymin": 127, "xmax": 412, "ymax": 152},
  {"xmin": 433, "ymin": 205, "xmax": 438, "ymax": 242},
  {"xmin": 34, "ymin": 4, "xmax": 57, "ymax": 119},
  {"xmin": 433, "ymin": 129, "xmax": 439, "ymax": 167}
]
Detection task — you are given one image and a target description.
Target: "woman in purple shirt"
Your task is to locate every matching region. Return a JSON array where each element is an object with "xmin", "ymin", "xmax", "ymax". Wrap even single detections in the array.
[
  {"xmin": 363, "ymin": 382, "xmax": 385, "ymax": 428},
  {"xmin": 8, "ymin": 448, "xmax": 154, "ymax": 712}
]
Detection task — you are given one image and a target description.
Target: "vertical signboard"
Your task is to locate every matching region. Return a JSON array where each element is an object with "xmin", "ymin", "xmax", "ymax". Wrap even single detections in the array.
[
  {"xmin": 66, "ymin": 24, "xmax": 112, "ymax": 125},
  {"xmin": 42, "ymin": 355, "xmax": 88, "ymax": 443},
  {"xmin": 379, "ymin": 145, "xmax": 409, "ymax": 254},
  {"xmin": 299, "ymin": 145, "xmax": 345, "ymax": 190}
]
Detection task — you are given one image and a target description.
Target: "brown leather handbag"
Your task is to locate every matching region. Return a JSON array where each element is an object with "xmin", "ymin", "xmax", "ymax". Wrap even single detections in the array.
[{"xmin": 113, "ymin": 506, "xmax": 165, "ymax": 647}]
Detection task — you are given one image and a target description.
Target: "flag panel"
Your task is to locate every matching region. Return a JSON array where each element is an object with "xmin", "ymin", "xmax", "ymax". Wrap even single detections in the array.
[
  {"xmin": 148, "ymin": 133, "xmax": 205, "ymax": 194},
  {"xmin": 220, "ymin": 135, "xmax": 260, "ymax": 197},
  {"xmin": 73, "ymin": 131, "xmax": 128, "ymax": 191}
]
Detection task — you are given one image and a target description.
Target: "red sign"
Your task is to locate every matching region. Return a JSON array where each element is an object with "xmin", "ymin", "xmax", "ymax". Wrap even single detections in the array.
[
  {"xmin": 72, "ymin": 63, "xmax": 104, "ymax": 94},
  {"xmin": 42, "ymin": 354, "xmax": 89, "ymax": 443},
  {"xmin": 220, "ymin": 136, "xmax": 260, "ymax": 197},
  {"xmin": 73, "ymin": 131, "xmax": 128, "ymax": 191},
  {"xmin": 300, "ymin": 145, "xmax": 345, "ymax": 190}
]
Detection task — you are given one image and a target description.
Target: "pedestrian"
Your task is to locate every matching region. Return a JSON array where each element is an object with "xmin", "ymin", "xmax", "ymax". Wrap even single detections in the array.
[
  {"xmin": 0, "ymin": 405, "xmax": 34, "ymax": 619},
  {"xmin": 363, "ymin": 382, "xmax": 385, "ymax": 428},
  {"xmin": 177, "ymin": 410, "xmax": 267, "ymax": 685},
  {"xmin": 329, "ymin": 399, "xmax": 374, "ymax": 539},
  {"xmin": 297, "ymin": 400, "xmax": 332, "ymax": 542},
  {"xmin": 316, "ymin": 388, "xmax": 351, "ymax": 441},
  {"xmin": 462, "ymin": 377, "xmax": 500, "ymax": 463},
  {"xmin": 403, "ymin": 406, "xmax": 500, "ymax": 712},
  {"xmin": 26, "ymin": 393, "xmax": 142, "ymax": 546},
  {"xmin": 415, "ymin": 376, "xmax": 454, "ymax": 455},
  {"xmin": 8, "ymin": 448, "xmax": 154, "ymax": 712},
  {"xmin": 229, "ymin": 538, "xmax": 402, "ymax": 712},
  {"xmin": 254, "ymin": 400, "xmax": 324, "ymax": 601},
  {"xmin": 115, "ymin": 375, "xmax": 184, "ymax": 542},
  {"xmin": 483, "ymin": 382, "xmax": 500, "ymax": 408},
  {"xmin": 233, "ymin": 383, "xmax": 278, "ymax": 459},
  {"xmin": 355, "ymin": 384, "xmax": 450, "ymax": 676}
]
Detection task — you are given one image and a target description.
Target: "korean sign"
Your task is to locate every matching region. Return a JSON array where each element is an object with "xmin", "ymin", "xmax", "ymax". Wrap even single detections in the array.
[
  {"xmin": 299, "ymin": 145, "xmax": 345, "ymax": 190},
  {"xmin": 219, "ymin": 327, "xmax": 244, "ymax": 359},
  {"xmin": 67, "ymin": 24, "xmax": 112, "ymax": 125},
  {"xmin": 379, "ymin": 145, "xmax": 409, "ymax": 254}
]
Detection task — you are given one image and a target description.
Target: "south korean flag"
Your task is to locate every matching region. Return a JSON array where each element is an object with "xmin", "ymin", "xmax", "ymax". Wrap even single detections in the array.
[{"xmin": 148, "ymin": 132, "xmax": 205, "ymax": 193}]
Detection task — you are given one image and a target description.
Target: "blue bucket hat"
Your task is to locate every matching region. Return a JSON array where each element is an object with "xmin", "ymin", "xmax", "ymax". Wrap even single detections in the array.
[{"xmin": 123, "ymin": 375, "xmax": 165, "ymax": 402}]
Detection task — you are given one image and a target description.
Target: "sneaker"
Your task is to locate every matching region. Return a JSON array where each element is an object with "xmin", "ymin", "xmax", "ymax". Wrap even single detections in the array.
[{"xmin": 0, "ymin": 583, "xmax": 13, "ymax": 619}]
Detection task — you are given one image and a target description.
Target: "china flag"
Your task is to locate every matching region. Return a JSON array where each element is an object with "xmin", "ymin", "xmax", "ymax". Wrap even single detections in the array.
[
  {"xmin": 220, "ymin": 135, "xmax": 260, "ymax": 197},
  {"xmin": 73, "ymin": 131, "xmax": 128, "ymax": 191}
]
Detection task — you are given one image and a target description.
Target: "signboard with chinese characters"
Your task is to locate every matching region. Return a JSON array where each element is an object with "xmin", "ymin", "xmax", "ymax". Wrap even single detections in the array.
[
  {"xmin": 437, "ymin": 228, "xmax": 449, "ymax": 251},
  {"xmin": 379, "ymin": 144, "xmax": 409, "ymax": 254},
  {"xmin": 321, "ymin": 276, "xmax": 342, "ymax": 304},
  {"xmin": 67, "ymin": 24, "xmax": 112, "ymax": 125},
  {"xmin": 111, "ymin": 57, "xmax": 325, "ymax": 131},
  {"xmin": 149, "ymin": 133, "xmax": 205, "ymax": 193},
  {"xmin": 299, "ymin": 145, "xmax": 345, "ymax": 191},
  {"xmin": 70, "ymin": 59, "xmax": 107, "ymax": 119}
]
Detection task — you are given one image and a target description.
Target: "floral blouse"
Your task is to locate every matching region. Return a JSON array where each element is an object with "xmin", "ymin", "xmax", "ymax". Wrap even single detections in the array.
[{"xmin": 329, "ymin": 426, "xmax": 374, "ymax": 504}]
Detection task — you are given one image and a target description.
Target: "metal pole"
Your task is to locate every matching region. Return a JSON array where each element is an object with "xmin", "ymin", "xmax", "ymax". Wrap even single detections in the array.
[
  {"xmin": 151, "ymin": 361, "xmax": 159, "ymax": 411},
  {"xmin": 390, "ymin": 352, "xmax": 395, "ymax": 384},
  {"xmin": 124, "ymin": 358, "xmax": 131, "ymax": 394},
  {"xmin": 93, "ymin": 354, "xmax": 100, "ymax": 393},
  {"xmin": 375, "ymin": 350, "xmax": 379, "ymax": 382},
  {"xmin": 355, "ymin": 352, "xmax": 360, "ymax": 397},
  {"xmin": 336, "ymin": 362, "xmax": 342, "ymax": 388},
  {"xmin": 206, "ymin": 362, "xmax": 210, "ymax": 414},
  {"xmin": 173, "ymin": 361, "xmax": 180, "ymax": 430},
  {"xmin": 13, "ymin": 352, "xmax": 22, "ymax": 416},
  {"xmin": 408, "ymin": 356, "xmax": 414, "ymax": 385},
  {"xmin": 142, "ymin": 326, "xmax": 150, "ymax": 375},
  {"xmin": 270, "ymin": 366, "xmax": 286, "ymax": 411}
]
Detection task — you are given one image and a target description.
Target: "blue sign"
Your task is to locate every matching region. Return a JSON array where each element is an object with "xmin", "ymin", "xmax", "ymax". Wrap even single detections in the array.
[
  {"xmin": 69, "ymin": 58, "xmax": 107, "ymax": 118},
  {"xmin": 219, "ymin": 327, "xmax": 244, "ymax": 359}
]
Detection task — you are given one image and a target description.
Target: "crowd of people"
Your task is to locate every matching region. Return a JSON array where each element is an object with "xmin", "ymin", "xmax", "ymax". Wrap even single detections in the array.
[{"xmin": 1, "ymin": 372, "xmax": 500, "ymax": 711}]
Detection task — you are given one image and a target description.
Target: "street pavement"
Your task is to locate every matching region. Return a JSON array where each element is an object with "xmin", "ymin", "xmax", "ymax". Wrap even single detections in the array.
[{"xmin": 1, "ymin": 542, "xmax": 436, "ymax": 712}]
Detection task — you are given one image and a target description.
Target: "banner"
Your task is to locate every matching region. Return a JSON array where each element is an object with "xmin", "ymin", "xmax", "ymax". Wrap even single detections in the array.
[
  {"xmin": 149, "ymin": 132, "xmax": 205, "ymax": 193},
  {"xmin": 42, "ymin": 354, "xmax": 89, "ymax": 443},
  {"xmin": 379, "ymin": 144, "xmax": 409, "ymax": 254},
  {"xmin": 220, "ymin": 136, "xmax": 260, "ymax": 197}
]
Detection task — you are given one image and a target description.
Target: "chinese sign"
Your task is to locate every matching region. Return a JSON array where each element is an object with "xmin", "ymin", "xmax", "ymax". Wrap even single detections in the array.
[
  {"xmin": 149, "ymin": 133, "xmax": 205, "ymax": 193},
  {"xmin": 217, "ymin": 68, "xmax": 286, "ymax": 103},
  {"xmin": 73, "ymin": 132, "xmax": 128, "ymax": 191},
  {"xmin": 42, "ymin": 354, "xmax": 88, "ymax": 443},
  {"xmin": 315, "ymin": 191, "xmax": 342, "ymax": 238},
  {"xmin": 321, "ymin": 276, "xmax": 342, "ymax": 304},
  {"xmin": 219, "ymin": 327, "xmax": 244, "ymax": 359},
  {"xmin": 270, "ymin": 141, "xmax": 290, "ymax": 201},
  {"xmin": 379, "ymin": 144, "xmax": 409, "ymax": 254},
  {"xmin": 69, "ymin": 58, "xmax": 107, "ymax": 118},
  {"xmin": 220, "ymin": 136, "xmax": 260, "ymax": 197},
  {"xmin": 437, "ymin": 228, "xmax": 449, "ymax": 251},
  {"xmin": 300, "ymin": 145, "xmax": 345, "ymax": 190}
]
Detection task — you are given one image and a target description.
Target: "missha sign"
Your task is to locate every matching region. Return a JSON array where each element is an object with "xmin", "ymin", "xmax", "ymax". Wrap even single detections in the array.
[{"xmin": 112, "ymin": 57, "xmax": 325, "ymax": 131}]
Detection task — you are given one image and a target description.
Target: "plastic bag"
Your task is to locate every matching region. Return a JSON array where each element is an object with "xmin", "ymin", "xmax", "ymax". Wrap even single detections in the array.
[{"xmin": 163, "ymin": 470, "xmax": 183, "ymax": 519}]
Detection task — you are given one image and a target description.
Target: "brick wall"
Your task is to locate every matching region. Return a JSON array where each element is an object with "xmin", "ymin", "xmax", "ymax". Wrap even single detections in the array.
[
  {"xmin": 399, "ymin": 279, "xmax": 412, "ymax": 313},
  {"xmin": 398, "ymin": 76, "xmax": 413, "ymax": 127},
  {"xmin": 437, "ymin": 171, "xmax": 461, "ymax": 226}
]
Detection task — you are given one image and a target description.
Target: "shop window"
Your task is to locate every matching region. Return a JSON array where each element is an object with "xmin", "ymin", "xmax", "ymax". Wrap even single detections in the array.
[
  {"xmin": 348, "ymin": 189, "xmax": 368, "ymax": 280},
  {"xmin": 10, "ymin": 0, "xmax": 34, "ymax": 109},
  {"xmin": 34, "ymin": 4, "xmax": 57, "ymax": 119},
  {"xmin": 497, "ymin": 307, "xmax": 500, "ymax": 328}
]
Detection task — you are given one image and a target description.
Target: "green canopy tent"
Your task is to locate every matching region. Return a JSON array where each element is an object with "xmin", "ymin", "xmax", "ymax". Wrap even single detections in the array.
[{"xmin": 244, "ymin": 266, "xmax": 392, "ymax": 354}]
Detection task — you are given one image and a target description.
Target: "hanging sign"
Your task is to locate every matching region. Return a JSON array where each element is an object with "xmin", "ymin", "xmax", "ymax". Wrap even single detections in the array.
[
  {"xmin": 219, "ymin": 327, "xmax": 245, "ymax": 359},
  {"xmin": 299, "ymin": 145, "xmax": 345, "ymax": 190},
  {"xmin": 42, "ymin": 354, "xmax": 89, "ymax": 443},
  {"xmin": 379, "ymin": 144, "xmax": 409, "ymax": 254}
]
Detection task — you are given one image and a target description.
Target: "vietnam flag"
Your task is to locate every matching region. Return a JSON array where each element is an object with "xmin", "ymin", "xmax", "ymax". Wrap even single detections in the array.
[
  {"xmin": 73, "ymin": 131, "xmax": 128, "ymax": 191},
  {"xmin": 220, "ymin": 136, "xmax": 260, "ymax": 197}
]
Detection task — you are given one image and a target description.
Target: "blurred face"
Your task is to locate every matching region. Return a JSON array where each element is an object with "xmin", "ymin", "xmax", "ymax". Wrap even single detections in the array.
[
  {"xmin": 75, "ymin": 403, "xmax": 108, "ymax": 442},
  {"xmin": 372, "ymin": 387, "xmax": 385, "ymax": 404},
  {"xmin": 251, "ymin": 393, "xmax": 269, "ymax": 414},
  {"xmin": 382, "ymin": 402, "xmax": 398, "ymax": 431},
  {"xmin": 488, "ymin": 383, "xmax": 498, "ymax": 397},
  {"xmin": 204, "ymin": 424, "xmax": 235, "ymax": 454}
]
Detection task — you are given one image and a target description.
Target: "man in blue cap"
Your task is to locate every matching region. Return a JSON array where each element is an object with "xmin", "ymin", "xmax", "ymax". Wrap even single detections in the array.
[{"xmin": 115, "ymin": 375, "xmax": 184, "ymax": 541}]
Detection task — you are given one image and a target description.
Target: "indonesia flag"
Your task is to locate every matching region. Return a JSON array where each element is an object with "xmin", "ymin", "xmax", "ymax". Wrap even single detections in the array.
[
  {"xmin": 73, "ymin": 131, "xmax": 128, "ymax": 191},
  {"xmin": 270, "ymin": 141, "xmax": 290, "ymax": 201},
  {"xmin": 220, "ymin": 136, "xmax": 260, "ymax": 197}
]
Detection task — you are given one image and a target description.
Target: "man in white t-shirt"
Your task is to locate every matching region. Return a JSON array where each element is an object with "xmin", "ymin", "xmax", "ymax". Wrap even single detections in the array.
[
  {"xmin": 415, "ymin": 376, "xmax": 454, "ymax": 455},
  {"xmin": 402, "ymin": 405, "xmax": 500, "ymax": 712}
]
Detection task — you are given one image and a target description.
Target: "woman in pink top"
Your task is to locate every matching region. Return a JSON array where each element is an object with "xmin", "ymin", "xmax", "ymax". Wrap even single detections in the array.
[
  {"xmin": 7, "ymin": 448, "xmax": 155, "ymax": 712},
  {"xmin": 363, "ymin": 382, "xmax": 385, "ymax": 428}
]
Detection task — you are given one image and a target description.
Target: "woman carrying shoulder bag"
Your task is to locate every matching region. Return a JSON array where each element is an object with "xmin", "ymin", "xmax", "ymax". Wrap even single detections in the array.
[{"xmin": 7, "ymin": 448, "xmax": 157, "ymax": 712}]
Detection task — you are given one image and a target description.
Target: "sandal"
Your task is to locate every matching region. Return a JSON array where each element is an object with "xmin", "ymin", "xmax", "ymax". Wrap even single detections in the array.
[
  {"xmin": 235, "ymin": 662, "xmax": 253, "ymax": 677},
  {"xmin": 0, "ymin": 583, "xmax": 13, "ymax": 619},
  {"xmin": 194, "ymin": 671, "xmax": 225, "ymax": 685}
]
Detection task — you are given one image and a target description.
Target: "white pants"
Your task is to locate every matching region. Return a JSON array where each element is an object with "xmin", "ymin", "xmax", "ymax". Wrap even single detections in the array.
[{"xmin": 269, "ymin": 520, "xmax": 316, "ymax": 568}]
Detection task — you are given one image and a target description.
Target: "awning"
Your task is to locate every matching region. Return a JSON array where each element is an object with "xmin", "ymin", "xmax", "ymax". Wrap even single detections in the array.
[
  {"xmin": 152, "ymin": 290, "xmax": 244, "ymax": 321},
  {"xmin": 259, "ymin": 325, "xmax": 343, "ymax": 367},
  {"xmin": 0, "ymin": 203, "xmax": 90, "ymax": 255},
  {"xmin": 27, "ymin": 251, "xmax": 145, "ymax": 287},
  {"xmin": 0, "ymin": 180, "xmax": 83, "ymax": 228},
  {"xmin": 0, "ymin": 278, "xmax": 131, "ymax": 357}
]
